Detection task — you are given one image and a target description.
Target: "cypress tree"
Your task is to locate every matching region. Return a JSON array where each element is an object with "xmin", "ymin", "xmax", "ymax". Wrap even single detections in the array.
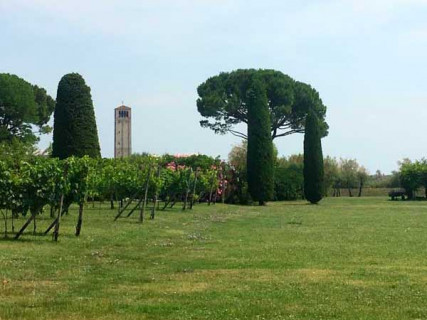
[
  {"xmin": 247, "ymin": 77, "xmax": 274, "ymax": 205},
  {"xmin": 52, "ymin": 73, "xmax": 101, "ymax": 159},
  {"xmin": 303, "ymin": 109, "xmax": 324, "ymax": 204}
]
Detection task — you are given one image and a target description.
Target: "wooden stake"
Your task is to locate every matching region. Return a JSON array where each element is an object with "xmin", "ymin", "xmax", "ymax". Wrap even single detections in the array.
[
  {"xmin": 33, "ymin": 212, "xmax": 37, "ymax": 235},
  {"xmin": 75, "ymin": 202, "xmax": 84, "ymax": 236},
  {"xmin": 151, "ymin": 166, "xmax": 161, "ymax": 220},
  {"xmin": 53, "ymin": 193, "xmax": 64, "ymax": 242},
  {"xmin": 1, "ymin": 210, "xmax": 7, "ymax": 238},
  {"xmin": 14, "ymin": 213, "xmax": 35, "ymax": 240},
  {"xmin": 126, "ymin": 198, "xmax": 143, "ymax": 217},
  {"xmin": 139, "ymin": 166, "xmax": 152, "ymax": 223},
  {"xmin": 189, "ymin": 169, "xmax": 199, "ymax": 210},
  {"xmin": 114, "ymin": 190, "xmax": 141, "ymax": 221},
  {"xmin": 43, "ymin": 216, "xmax": 58, "ymax": 235},
  {"xmin": 183, "ymin": 168, "xmax": 192, "ymax": 211}
]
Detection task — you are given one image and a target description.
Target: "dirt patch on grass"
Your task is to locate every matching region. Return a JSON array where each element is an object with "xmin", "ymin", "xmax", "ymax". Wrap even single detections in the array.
[
  {"xmin": 170, "ymin": 268, "xmax": 336, "ymax": 285},
  {"xmin": 168, "ymin": 268, "xmax": 339, "ymax": 285},
  {"xmin": 294, "ymin": 268, "xmax": 337, "ymax": 282},
  {"xmin": 164, "ymin": 229, "xmax": 185, "ymax": 236},
  {"xmin": 1, "ymin": 279, "xmax": 61, "ymax": 291},
  {"xmin": 345, "ymin": 279, "xmax": 374, "ymax": 288},
  {"xmin": 0, "ymin": 279, "xmax": 65, "ymax": 301},
  {"xmin": 145, "ymin": 281, "xmax": 210, "ymax": 294}
]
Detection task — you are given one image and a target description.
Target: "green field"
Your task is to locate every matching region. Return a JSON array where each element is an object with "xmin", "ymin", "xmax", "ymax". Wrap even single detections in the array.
[{"xmin": 1, "ymin": 197, "xmax": 427, "ymax": 319}]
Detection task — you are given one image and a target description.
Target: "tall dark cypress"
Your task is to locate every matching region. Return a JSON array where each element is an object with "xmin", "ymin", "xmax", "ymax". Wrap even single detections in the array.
[
  {"xmin": 303, "ymin": 109, "xmax": 324, "ymax": 204},
  {"xmin": 247, "ymin": 76, "xmax": 274, "ymax": 205},
  {"xmin": 52, "ymin": 73, "xmax": 101, "ymax": 159}
]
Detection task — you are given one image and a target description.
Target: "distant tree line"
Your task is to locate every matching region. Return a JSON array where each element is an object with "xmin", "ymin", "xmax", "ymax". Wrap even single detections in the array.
[{"xmin": 226, "ymin": 142, "xmax": 410, "ymax": 203}]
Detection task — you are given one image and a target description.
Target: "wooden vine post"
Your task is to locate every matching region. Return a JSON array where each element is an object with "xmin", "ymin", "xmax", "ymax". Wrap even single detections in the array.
[
  {"xmin": 53, "ymin": 163, "xmax": 69, "ymax": 242},
  {"xmin": 114, "ymin": 190, "xmax": 141, "ymax": 221},
  {"xmin": 14, "ymin": 213, "xmax": 35, "ymax": 240},
  {"xmin": 2, "ymin": 210, "xmax": 7, "ymax": 238},
  {"xmin": 208, "ymin": 169, "xmax": 218, "ymax": 206},
  {"xmin": 75, "ymin": 159, "xmax": 90, "ymax": 236},
  {"xmin": 189, "ymin": 168, "xmax": 199, "ymax": 210},
  {"xmin": 221, "ymin": 166, "xmax": 226, "ymax": 204},
  {"xmin": 182, "ymin": 168, "xmax": 193, "ymax": 211},
  {"xmin": 53, "ymin": 194, "xmax": 64, "ymax": 241},
  {"xmin": 75, "ymin": 202, "xmax": 84, "ymax": 236},
  {"xmin": 33, "ymin": 209, "xmax": 37, "ymax": 234},
  {"xmin": 139, "ymin": 165, "xmax": 152, "ymax": 223},
  {"xmin": 150, "ymin": 166, "xmax": 161, "ymax": 220}
]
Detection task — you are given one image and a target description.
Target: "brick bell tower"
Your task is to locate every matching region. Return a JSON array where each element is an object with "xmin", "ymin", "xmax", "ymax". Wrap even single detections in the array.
[{"xmin": 114, "ymin": 105, "xmax": 132, "ymax": 158}]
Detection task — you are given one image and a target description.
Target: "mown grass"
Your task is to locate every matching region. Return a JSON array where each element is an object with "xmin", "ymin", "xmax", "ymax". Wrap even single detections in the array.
[{"xmin": 1, "ymin": 197, "xmax": 427, "ymax": 319}]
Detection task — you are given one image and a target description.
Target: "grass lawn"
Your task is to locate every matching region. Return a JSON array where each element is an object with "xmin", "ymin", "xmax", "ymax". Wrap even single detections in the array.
[{"xmin": 1, "ymin": 197, "xmax": 427, "ymax": 319}]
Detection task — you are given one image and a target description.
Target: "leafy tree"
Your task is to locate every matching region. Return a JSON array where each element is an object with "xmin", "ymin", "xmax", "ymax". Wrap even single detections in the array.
[
  {"xmin": 226, "ymin": 141, "xmax": 252, "ymax": 204},
  {"xmin": 368, "ymin": 170, "xmax": 400, "ymax": 188},
  {"xmin": 0, "ymin": 139, "xmax": 36, "ymax": 163},
  {"xmin": 399, "ymin": 159, "xmax": 427, "ymax": 199},
  {"xmin": 228, "ymin": 140, "xmax": 247, "ymax": 173},
  {"xmin": 419, "ymin": 159, "xmax": 427, "ymax": 198},
  {"xmin": 357, "ymin": 166, "xmax": 369, "ymax": 197},
  {"xmin": 52, "ymin": 73, "xmax": 101, "ymax": 159},
  {"xmin": 0, "ymin": 73, "xmax": 55, "ymax": 145},
  {"xmin": 275, "ymin": 156, "xmax": 304, "ymax": 200},
  {"xmin": 387, "ymin": 171, "xmax": 402, "ymax": 188},
  {"xmin": 399, "ymin": 161, "xmax": 420, "ymax": 200},
  {"xmin": 323, "ymin": 156, "xmax": 339, "ymax": 196},
  {"xmin": 340, "ymin": 158, "xmax": 359, "ymax": 197},
  {"xmin": 303, "ymin": 110, "xmax": 324, "ymax": 204},
  {"xmin": 246, "ymin": 77, "xmax": 274, "ymax": 205},
  {"xmin": 197, "ymin": 69, "xmax": 328, "ymax": 140}
]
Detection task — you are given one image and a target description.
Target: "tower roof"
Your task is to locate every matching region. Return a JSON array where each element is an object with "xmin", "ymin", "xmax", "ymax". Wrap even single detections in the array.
[{"xmin": 115, "ymin": 105, "xmax": 131, "ymax": 110}]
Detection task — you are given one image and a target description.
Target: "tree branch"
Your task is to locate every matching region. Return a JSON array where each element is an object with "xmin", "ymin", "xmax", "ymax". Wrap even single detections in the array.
[
  {"xmin": 229, "ymin": 129, "xmax": 248, "ymax": 140},
  {"xmin": 272, "ymin": 128, "xmax": 304, "ymax": 139}
]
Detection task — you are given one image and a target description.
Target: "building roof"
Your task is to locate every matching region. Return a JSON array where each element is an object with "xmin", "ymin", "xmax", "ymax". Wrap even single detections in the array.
[{"xmin": 115, "ymin": 105, "xmax": 131, "ymax": 110}]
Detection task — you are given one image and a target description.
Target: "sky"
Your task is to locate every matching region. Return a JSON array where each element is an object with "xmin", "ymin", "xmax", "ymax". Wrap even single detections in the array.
[{"xmin": 1, "ymin": 0, "xmax": 427, "ymax": 173}]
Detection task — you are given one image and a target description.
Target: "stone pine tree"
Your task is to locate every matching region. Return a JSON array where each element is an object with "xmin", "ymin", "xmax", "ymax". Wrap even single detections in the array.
[
  {"xmin": 247, "ymin": 76, "xmax": 274, "ymax": 205},
  {"xmin": 0, "ymin": 73, "xmax": 55, "ymax": 145},
  {"xmin": 52, "ymin": 73, "xmax": 101, "ymax": 159},
  {"xmin": 303, "ymin": 109, "xmax": 324, "ymax": 204}
]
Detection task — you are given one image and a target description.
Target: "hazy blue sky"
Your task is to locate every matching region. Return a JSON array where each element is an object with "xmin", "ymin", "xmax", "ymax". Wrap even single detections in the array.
[{"xmin": 2, "ymin": 0, "xmax": 426, "ymax": 173}]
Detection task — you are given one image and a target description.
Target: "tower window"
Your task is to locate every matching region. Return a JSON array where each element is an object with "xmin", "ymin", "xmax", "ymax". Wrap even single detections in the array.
[{"xmin": 118, "ymin": 110, "xmax": 129, "ymax": 118}]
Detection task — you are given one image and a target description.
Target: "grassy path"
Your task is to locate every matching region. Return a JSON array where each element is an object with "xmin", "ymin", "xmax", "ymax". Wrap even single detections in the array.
[{"xmin": 1, "ymin": 197, "xmax": 427, "ymax": 319}]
